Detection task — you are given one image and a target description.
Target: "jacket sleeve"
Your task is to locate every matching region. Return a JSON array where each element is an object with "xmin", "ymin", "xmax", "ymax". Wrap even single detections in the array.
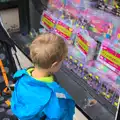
[
  {"xmin": 11, "ymin": 77, "xmax": 52, "ymax": 120},
  {"xmin": 43, "ymin": 92, "xmax": 61, "ymax": 120},
  {"xmin": 43, "ymin": 92, "xmax": 75, "ymax": 120}
]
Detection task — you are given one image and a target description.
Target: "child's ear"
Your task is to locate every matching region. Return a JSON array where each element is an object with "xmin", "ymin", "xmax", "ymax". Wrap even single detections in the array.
[{"xmin": 51, "ymin": 62, "xmax": 58, "ymax": 68}]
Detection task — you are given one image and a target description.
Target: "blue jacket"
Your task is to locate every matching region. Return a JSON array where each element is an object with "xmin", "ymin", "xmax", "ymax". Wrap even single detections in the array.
[{"xmin": 11, "ymin": 69, "xmax": 75, "ymax": 120}]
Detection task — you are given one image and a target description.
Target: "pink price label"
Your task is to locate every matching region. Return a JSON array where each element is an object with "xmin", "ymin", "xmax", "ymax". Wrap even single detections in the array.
[
  {"xmin": 99, "ymin": 45, "xmax": 120, "ymax": 72},
  {"xmin": 55, "ymin": 21, "xmax": 73, "ymax": 40},
  {"xmin": 76, "ymin": 33, "xmax": 89, "ymax": 56},
  {"xmin": 42, "ymin": 13, "xmax": 56, "ymax": 29}
]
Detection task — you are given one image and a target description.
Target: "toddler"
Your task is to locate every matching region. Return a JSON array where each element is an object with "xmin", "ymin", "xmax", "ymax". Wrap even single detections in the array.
[{"xmin": 11, "ymin": 33, "xmax": 75, "ymax": 120}]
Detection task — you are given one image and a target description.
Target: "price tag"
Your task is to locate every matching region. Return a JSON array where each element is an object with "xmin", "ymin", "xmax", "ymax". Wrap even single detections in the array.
[
  {"xmin": 41, "ymin": 12, "xmax": 56, "ymax": 30},
  {"xmin": 55, "ymin": 21, "xmax": 73, "ymax": 40},
  {"xmin": 76, "ymin": 33, "xmax": 89, "ymax": 56},
  {"xmin": 98, "ymin": 45, "xmax": 120, "ymax": 73}
]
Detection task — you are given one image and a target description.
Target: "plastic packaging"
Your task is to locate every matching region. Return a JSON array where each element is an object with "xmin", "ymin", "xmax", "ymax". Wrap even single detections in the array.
[
  {"xmin": 98, "ymin": 41, "xmax": 120, "ymax": 75},
  {"xmin": 97, "ymin": 0, "xmax": 120, "ymax": 17},
  {"xmin": 29, "ymin": 28, "xmax": 38, "ymax": 39},
  {"xmin": 98, "ymin": 78, "xmax": 111, "ymax": 95},
  {"xmin": 39, "ymin": 28, "xmax": 47, "ymax": 34},
  {"xmin": 105, "ymin": 82, "xmax": 117, "ymax": 102},
  {"xmin": 77, "ymin": 62, "xmax": 84, "ymax": 77},
  {"xmin": 113, "ymin": 89, "xmax": 120, "ymax": 107},
  {"xmin": 41, "ymin": 0, "xmax": 120, "ymax": 108},
  {"xmin": 87, "ymin": 60, "xmax": 120, "ymax": 82},
  {"xmin": 74, "ymin": 29, "xmax": 97, "ymax": 62},
  {"xmin": 54, "ymin": 11, "xmax": 77, "ymax": 40},
  {"xmin": 91, "ymin": 74, "xmax": 101, "ymax": 91},
  {"xmin": 64, "ymin": 0, "xmax": 85, "ymax": 15},
  {"xmin": 87, "ymin": 13, "xmax": 113, "ymax": 42},
  {"xmin": 63, "ymin": 45, "xmax": 85, "ymax": 71},
  {"xmin": 40, "ymin": 10, "xmax": 58, "ymax": 31},
  {"xmin": 48, "ymin": 0, "xmax": 63, "ymax": 9}
]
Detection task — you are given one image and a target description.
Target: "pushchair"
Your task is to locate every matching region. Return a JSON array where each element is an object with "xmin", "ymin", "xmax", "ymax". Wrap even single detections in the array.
[{"xmin": 0, "ymin": 16, "xmax": 21, "ymax": 120}]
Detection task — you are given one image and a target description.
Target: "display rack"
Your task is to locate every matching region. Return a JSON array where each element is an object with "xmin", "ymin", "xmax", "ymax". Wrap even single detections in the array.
[
  {"xmin": 56, "ymin": 65, "xmax": 115, "ymax": 120},
  {"xmin": 10, "ymin": 0, "xmax": 120, "ymax": 120},
  {"xmin": 0, "ymin": 0, "xmax": 18, "ymax": 10},
  {"xmin": 10, "ymin": 32, "xmax": 116, "ymax": 120}
]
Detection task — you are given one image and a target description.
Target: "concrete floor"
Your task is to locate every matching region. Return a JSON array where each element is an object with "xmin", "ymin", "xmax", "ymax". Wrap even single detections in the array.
[{"xmin": 0, "ymin": 8, "xmax": 88, "ymax": 120}]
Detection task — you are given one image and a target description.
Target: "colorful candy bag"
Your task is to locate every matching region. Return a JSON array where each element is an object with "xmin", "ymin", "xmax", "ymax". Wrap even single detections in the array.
[
  {"xmin": 86, "ymin": 10, "xmax": 114, "ymax": 42},
  {"xmin": 91, "ymin": 73, "xmax": 101, "ymax": 91},
  {"xmin": 63, "ymin": 45, "xmax": 85, "ymax": 71},
  {"xmin": 48, "ymin": 0, "xmax": 63, "ymax": 9},
  {"xmin": 113, "ymin": 89, "xmax": 120, "ymax": 107},
  {"xmin": 81, "ymin": 63, "xmax": 117, "ymax": 98},
  {"xmin": 48, "ymin": 0, "xmax": 85, "ymax": 16},
  {"xmin": 87, "ymin": 60, "xmax": 120, "ymax": 82},
  {"xmin": 105, "ymin": 82, "xmax": 118, "ymax": 102},
  {"xmin": 97, "ymin": 0, "xmax": 120, "ymax": 17}
]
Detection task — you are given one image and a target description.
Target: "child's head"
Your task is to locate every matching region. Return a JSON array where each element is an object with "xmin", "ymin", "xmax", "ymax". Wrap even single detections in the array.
[{"xmin": 30, "ymin": 33, "xmax": 68, "ymax": 73}]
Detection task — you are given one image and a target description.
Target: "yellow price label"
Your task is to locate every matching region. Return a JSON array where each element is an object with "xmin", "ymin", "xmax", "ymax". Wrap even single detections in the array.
[
  {"xmin": 101, "ymin": 50, "xmax": 120, "ymax": 66},
  {"xmin": 77, "ymin": 37, "xmax": 89, "ymax": 53},
  {"xmin": 56, "ymin": 24, "xmax": 72, "ymax": 37},
  {"xmin": 42, "ymin": 16, "xmax": 54, "ymax": 28}
]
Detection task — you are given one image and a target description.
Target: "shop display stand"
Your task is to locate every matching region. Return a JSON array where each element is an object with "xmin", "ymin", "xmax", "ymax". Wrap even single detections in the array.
[
  {"xmin": 56, "ymin": 65, "xmax": 115, "ymax": 120},
  {"xmin": 10, "ymin": 0, "xmax": 120, "ymax": 120},
  {"xmin": 0, "ymin": 0, "xmax": 18, "ymax": 10},
  {"xmin": 10, "ymin": 32, "xmax": 117, "ymax": 120}
]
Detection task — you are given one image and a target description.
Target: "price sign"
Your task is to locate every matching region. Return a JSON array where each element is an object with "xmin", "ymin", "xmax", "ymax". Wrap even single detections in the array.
[
  {"xmin": 41, "ymin": 12, "xmax": 56, "ymax": 30},
  {"xmin": 98, "ymin": 45, "xmax": 120, "ymax": 73},
  {"xmin": 55, "ymin": 21, "xmax": 73, "ymax": 40},
  {"xmin": 76, "ymin": 33, "xmax": 89, "ymax": 56}
]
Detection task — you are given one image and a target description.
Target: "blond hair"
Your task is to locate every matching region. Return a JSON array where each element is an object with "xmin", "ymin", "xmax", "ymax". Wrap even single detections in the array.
[{"xmin": 30, "ymin": 33, "xmax": 68, "ymax": 69}]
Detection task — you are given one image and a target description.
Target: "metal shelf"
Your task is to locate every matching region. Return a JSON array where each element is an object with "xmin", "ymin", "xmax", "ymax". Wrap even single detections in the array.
[
  {"xmin": 55, "ymin": 65, "xmax": 115, "ymax": 120},
  {"xmin": 62, "ymin": 65, "xmax": 116, "ymax": 114}
]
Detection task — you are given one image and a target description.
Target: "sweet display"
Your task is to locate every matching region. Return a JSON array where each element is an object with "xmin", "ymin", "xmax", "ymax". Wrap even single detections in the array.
[
  {"xmin": 97, "ymin": 0, "xmax": 120, "ymax": 16},
  {"xmin": 40, "ymin": 0, "xmax": 120, "ymax": 109}
]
